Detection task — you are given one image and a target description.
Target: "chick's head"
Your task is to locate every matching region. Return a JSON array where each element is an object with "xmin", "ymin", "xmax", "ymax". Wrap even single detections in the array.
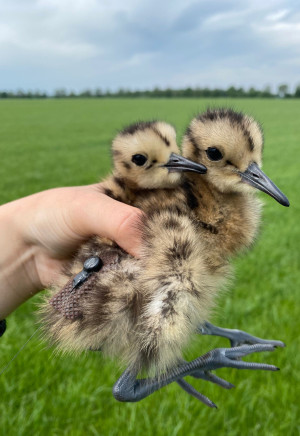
[
  {"xmin": 112, "ymin": 121, "xmax": 206, "ymax": 189},
  {"xmin": 182, "ymin": 108, "xmax": 289, "ymax": 206}
]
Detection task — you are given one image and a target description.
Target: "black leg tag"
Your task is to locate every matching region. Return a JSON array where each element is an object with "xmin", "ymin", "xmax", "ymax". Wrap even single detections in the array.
[
  {"xmin": 50, "ymin": 256, "xmax": 103, "ymax": 320},
  {"xmin": 72, "ymin": 256, "xmax": 103, "ymax": 290},
  {"xmin": 72, "ymin": 270, "xmax": 90, "ymax": 290}
]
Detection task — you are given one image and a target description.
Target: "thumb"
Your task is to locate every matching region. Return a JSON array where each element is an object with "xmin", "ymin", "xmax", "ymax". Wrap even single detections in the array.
[{"xmin": 69, "ymin": 186, "xmax": 143, "ymax": 257}]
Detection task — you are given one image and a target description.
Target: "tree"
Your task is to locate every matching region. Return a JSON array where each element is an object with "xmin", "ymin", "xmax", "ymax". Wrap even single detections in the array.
[
  {"xmin": 79, "ymin": 89, "xmax": 92, "ymax": 97},
  {"xmin": 54, "ymin": 89, "xmax": 67, "ymax": 98},
  {"xmin": 95, "ymin": 88, "xmax": 103, "ymax": 97},
  {"xmin": 294, "ymin": 84, "xmax": 300, "ymax": 98},
  {"xmin": 261, "ymin": 85, "xmax": 273, "ymax": 98},
  {"xmin": 227, "ymin": 86, "xmax": 238, "ymax": 97},
  {"xmin": 278, "ymin": 84, "xmax": 289, "ymax": 98}
]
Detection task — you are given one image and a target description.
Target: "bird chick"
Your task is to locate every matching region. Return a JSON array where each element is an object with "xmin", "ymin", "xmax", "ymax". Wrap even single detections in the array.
[
  {"xmin": 41, "ymin": 110, "xmax": 288, "ymax": 408},
  {"xmin": 112, "ymin": 108, "xmax": 289, "ymax": 405},
  {"xmin": 40, "ymin": 120, "xmax": 206, "ymax": 369},
  {"xmin": 100, "ymin": 120, "xmax": 204, "ymax": 204},
  {"xmin": 181, "ymin": 108, "xmax": 289, "ymax": 258}
]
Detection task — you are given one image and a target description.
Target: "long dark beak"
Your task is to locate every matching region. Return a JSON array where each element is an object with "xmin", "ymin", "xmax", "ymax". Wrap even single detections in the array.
[
  {"xmin": 240, "ymin": 163, "xmax": 289, "ymax": 207},
  {"xmin": 163, "ymin": 153, "xmax": 207, "ymax": 174}
]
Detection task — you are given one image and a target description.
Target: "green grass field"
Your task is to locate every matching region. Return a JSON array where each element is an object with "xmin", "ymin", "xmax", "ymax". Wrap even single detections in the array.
[{"xmin": 0, "ymin": 99, "xmax": 299, "ymax": 436}]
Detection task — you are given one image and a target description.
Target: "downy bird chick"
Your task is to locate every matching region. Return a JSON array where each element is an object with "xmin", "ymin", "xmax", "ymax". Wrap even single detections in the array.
[
  {"xmin": 112, "ymin": 109, "xmax": 289, "ymax": 405},
  {"xmin": 96, "ymin": 120, "xmax": 205, "ymax": 210},
  {"xmin": 42, "ymin": 111, "xmax": 288, "ymax": 408},
  {"xmin": 41, "ymin": 120, "xmax": 206, "ymax": 369}
]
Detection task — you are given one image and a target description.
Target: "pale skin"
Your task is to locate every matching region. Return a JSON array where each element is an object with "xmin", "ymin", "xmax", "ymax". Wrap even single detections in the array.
[{"xmin": 0, "ymin": 184, "xmax": 142, "ymax": 319}]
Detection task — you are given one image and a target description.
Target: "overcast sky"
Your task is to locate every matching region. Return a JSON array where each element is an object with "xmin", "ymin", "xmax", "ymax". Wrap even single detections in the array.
[{"xmin": 0, "ymin": 0, "xmax": 299, "ymax": 92}]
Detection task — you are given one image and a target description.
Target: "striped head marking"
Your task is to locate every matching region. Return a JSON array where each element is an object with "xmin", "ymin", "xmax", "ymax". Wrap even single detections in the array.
[
  {"xmin": 112, "ymin": 120, "xmax": 206, "ymax": 190},
  {"xmin": 182, "ymin": 108, "xmax": 289, "ymax": 206}
]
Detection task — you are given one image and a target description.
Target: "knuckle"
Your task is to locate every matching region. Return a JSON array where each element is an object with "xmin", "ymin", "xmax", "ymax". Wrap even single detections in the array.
[{"xmin": 115, "ymin": 208, "xmax": 143, "ymax": 239}]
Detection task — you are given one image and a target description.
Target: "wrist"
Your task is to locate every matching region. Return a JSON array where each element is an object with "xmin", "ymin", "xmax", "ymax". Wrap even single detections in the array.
[{"xmin": 0, "ymin": 198, "xmax": 42, "ymax": 318}]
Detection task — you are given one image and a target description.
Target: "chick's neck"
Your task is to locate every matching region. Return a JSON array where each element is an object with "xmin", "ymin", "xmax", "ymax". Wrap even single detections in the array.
[{"xmin": 186, "ymin": 173, "xmax": 262, "ymax": 258}]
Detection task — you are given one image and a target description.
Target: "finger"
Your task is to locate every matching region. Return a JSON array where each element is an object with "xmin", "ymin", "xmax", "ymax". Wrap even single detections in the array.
[{"xmin": 69, "ymin": 185, "xmax": 144, "ymax": 257}]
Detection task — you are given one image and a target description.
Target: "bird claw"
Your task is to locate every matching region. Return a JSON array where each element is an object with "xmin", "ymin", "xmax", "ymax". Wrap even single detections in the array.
[
  {"xmin": 176, "ymin": 369, "xmax": 234, "ymax": 407},
  {"xmin": 200, "ymin": 321, "xmax": 285, "ymax": 349},
  {"xmin": 113, "ymin": 343, "xmax": 279, "ymax": 405},
  {"xmin": 190, "ymin": 369, "xmax": 235, "ymax": 389},
  {"xmin": 198, "ymin": 343, "xmax": 279, "ymax": 372},
  {"xmin": 175, "ymin": 343, "xmax": 279, "ymax": 406},
  {"xmin": 176, "ymin": 378, "xmax": 218, "ymax": 408},
  {"xmin": 229, "ymin": 335, "xmax": 285, "ymax": 349}
]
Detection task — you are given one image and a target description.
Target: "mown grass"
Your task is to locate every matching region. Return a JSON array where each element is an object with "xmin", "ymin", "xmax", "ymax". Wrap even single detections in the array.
[{"xmin": 0, "ymin": 99, "xmax": 299, "ymax": 436}]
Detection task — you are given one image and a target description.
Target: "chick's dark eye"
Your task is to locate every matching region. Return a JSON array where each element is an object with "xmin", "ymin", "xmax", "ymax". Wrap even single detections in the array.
[
  {"xmin": 206, "ymin": 147, "xmax": 223, "ymax": 161},
  {"xmin": 132, "ymin": 154, "xmax": 147, "ymax": 166}
]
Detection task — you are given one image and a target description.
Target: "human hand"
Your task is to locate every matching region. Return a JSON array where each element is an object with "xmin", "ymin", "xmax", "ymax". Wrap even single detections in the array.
[{"xmin": 0, "ymin": 185, "xmax": 143, "ymax": 318}]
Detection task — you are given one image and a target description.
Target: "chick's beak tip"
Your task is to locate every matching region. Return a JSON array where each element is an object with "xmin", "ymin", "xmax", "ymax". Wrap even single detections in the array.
[{"xmin": 240, "ymin": 163, "xmax": 290, "ymax": 207}]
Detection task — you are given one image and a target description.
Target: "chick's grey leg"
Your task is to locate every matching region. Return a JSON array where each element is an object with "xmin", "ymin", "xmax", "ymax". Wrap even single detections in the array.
[
  {"xmin": 199, "ymin": 321, "xmax": 285, "ymax": 348},
  {"xmin": 177, "ymin": 322, "xmax": 285, "ymax": 398},
  {"xmin": 176, "ymin": 370, "xmax": 235, "ymax": 407},
  {"xmin": 113, "ymin": 343, "xmax": 279, "ymax": 407}
]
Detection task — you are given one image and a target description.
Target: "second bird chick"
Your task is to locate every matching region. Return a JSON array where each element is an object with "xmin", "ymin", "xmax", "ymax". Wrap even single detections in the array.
[
  {"xmin": 41, "ymin": 120, "xmax": 206, "ymax": 362},
  {"xmin": 100, "ymin": 120, "xmax": 205, "ymax": 204}
]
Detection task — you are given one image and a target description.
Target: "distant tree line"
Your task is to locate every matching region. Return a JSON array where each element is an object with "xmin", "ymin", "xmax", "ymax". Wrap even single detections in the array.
[{"xmin": 1, "ymin": 84, "xmax": 300, "ymax": 99}]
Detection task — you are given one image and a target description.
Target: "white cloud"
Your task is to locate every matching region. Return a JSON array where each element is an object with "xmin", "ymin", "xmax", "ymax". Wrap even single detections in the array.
[
  {"xmin": 266, "ymin": 9, "xmax": 289, "ymax": 21},
  {"xmin": 0, "ymin": 0, "xmax": 299, "ymax": 91},
  {"xmin": 256, "ymin": 20, "xmax": 300, "ymax": 48}
]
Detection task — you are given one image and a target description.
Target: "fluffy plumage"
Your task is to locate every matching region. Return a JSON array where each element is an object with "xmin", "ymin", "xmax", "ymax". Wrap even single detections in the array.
[{"xmin": 40, "ymin": 109, "xmax": 287, "ymax": 378}]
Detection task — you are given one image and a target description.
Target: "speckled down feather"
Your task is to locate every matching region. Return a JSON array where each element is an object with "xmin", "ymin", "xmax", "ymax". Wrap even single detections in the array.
[{"xmin": 40, "ymin": 111, "xmax": 264, "ymax": 375}]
